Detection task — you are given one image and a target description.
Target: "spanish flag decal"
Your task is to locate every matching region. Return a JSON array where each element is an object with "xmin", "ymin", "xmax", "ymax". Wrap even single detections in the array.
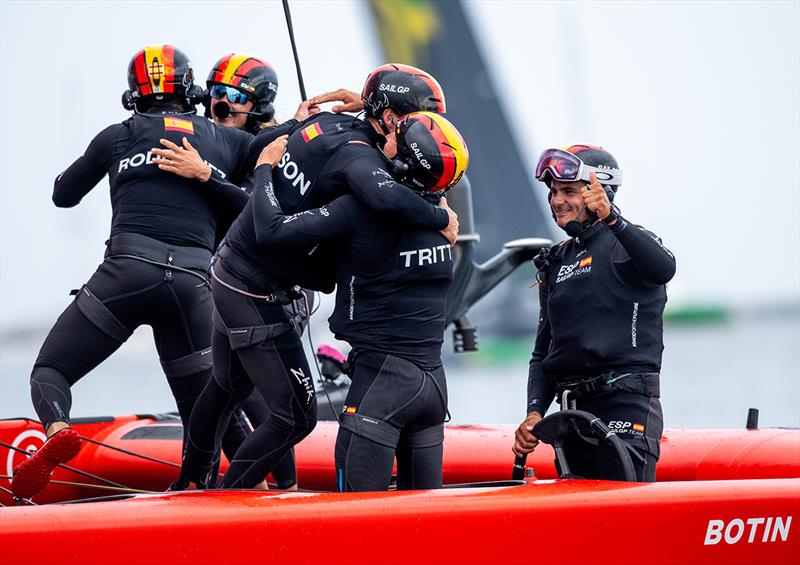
[
  {"xmin": 164, "ymin": 117, "xmax": 194, "ymax": 135},
  {"xmin": 344, "ymin": 405, "xmax": 357, "ymax": 414},
  {"xmin": 632, "ymin": 423, "xmax": 645, "ymax": 432},
  {"xmin": 579, "ymin": 256, "xmax": 593, "ymax": 268},
  {"xmin": 301, "ymin": 122, "xmax": 323, "ymax": 143}
]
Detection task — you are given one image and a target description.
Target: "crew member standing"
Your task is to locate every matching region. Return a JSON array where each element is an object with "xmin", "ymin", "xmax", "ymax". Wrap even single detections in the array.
[
  {"xmin": 513, "ymin": 145, "xmax": 676, "ymax": 482},
  {"xmin": 11, "ymin": 45, "xmax": 275, "ymax": 499},
  {"xmin": 152, "ymin": 52, "xmax": 314, "ymax": 490}
]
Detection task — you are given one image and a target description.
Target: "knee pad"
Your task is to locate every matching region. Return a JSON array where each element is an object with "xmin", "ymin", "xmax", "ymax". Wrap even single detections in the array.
[
  {"xmin": 399, "ymin": 424, "xmax": 444, "ymax": 449},
  {"xmin": 339, "ymin": 413, "xmax": 400, "ymax": 449},
  {"xmin": 74, "ymin": 285, "xmax": 132, "ymax": 343}
]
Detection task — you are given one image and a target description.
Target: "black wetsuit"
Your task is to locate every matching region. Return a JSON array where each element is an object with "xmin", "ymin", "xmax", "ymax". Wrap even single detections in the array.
[
  {"xmin": 527, "ymin": 218, "xmax": 676, "ymax": 481},
  {"xmin": 30, "ymin": 110, "xmax": 287, "ymax": 461},
  {"xmin": 180, "ymin": 113, "xmax": 449, "ymax": 490},
  {"xmin": 202, "ymin": 127, "xmax": 306, "ymax": 489},
  {"xmin": 255, "ymin": 165, "xmax": 451, "ymax": 491}
]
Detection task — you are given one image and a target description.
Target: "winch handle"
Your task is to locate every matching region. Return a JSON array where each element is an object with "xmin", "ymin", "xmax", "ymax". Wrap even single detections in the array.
[{"xmin": 511, "ymin": 454, "xmax": 527, "ymax": 481}]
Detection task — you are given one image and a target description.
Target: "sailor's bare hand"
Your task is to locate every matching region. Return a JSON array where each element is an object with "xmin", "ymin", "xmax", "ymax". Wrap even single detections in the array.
[
  {"xmin": 152, "ymin": 137, "xmax": 211, "ymax": 182},
  {"xmin": 309, "ymin": 88, "xmax": 364, "ymax": 113},
  {"xmin": 257, "ymin": 135, "xmax": 288, "ymax": 167},
  {"xmin": 294, "ymin": 100, "xmax": 321, "ymax": 122},
  {"xmin": 439, "ymin": 196, "xmax": 459, "ymax": 246},
  {"xmin": 582, "ymin": 172, "xmax": 612, "ymax": 220},
  {"xmin": 513, "ymin": 412, "xmax": 543, "ymax": 456}
]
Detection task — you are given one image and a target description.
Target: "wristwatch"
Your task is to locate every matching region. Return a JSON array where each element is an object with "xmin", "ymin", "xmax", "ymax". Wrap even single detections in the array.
[{"xmin": 603, "ymin": 204, "xmax": 621, "ymax": 225}]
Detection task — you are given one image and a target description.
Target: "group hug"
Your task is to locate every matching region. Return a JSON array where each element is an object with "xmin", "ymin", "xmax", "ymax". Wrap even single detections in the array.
[{"xmin": 12, "ymin": 43, "xmax": 674, "ymax": 500}]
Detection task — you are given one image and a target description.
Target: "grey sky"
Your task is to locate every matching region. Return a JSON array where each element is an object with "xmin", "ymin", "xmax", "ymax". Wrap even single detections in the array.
[{"xmin": 1, "ymin": 0, "xmax": 798, "ymax": 330}]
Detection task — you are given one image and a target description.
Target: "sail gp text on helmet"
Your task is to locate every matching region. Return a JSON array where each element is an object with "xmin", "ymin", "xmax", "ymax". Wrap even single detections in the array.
[
  {"xmin": 410, "ymin": 142, "xmax": 431, "ymax": 170},
  {"xmin": 118, "ymin": 151, "xmax": 228, "ymax": 178},
  {"xmin": 379, "ymin": 83, "xmax": 410, "ymax": 93},
  {"xmin": 277, "ymin": 151, "xmax": 311, "ymax": 195}
]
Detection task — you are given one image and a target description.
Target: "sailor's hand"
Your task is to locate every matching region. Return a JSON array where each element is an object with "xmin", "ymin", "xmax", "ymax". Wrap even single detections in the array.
[
  {"xmin": 439, "ymin": 196, "xmax": 459, "ymax": 246},
  {"xmin": 309, "ymin": 88, "xmax": 364, "ymax": 113},
  {"xmin": 294, "ymin": 99, "xmax": 321, "ymax": 122},
  {"xmin": 581, "ymin": 172, "xmax": 612, "ymax": 220},
  {"xmin": 152, "ymin": 138, "xmax": 212, "ymax": 182},
  {"xmin": 257, "ymin": 135, "xmax": 289, "ymax": 167},
  {"xmin": 513, "ymin": 412, "xmax": 543, "ymax": 456}
]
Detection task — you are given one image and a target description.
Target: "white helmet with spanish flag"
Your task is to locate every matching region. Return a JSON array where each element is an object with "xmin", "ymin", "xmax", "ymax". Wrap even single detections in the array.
[{"xmin": 393, "ymin": 112, "xmax": 469, "ymax": 193}]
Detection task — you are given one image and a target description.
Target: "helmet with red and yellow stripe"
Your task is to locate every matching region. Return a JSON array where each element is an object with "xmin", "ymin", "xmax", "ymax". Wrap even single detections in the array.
[
  {"xmin": 361, "ymin": 64, "xmax": 445, "ymax": 119},
  {"xmin": 123, "ymin": 45, "xmax": 203, "ymax": 111},
  {"xmin": 394, "ymin": 112, "xmax": 468, "ymax": 193},
  {"xmin": 204, "ymin": 53, "xmax": 278, "ymax": 126}
]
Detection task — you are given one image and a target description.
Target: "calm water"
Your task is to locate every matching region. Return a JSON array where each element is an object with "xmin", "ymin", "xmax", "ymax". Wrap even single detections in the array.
[{"xmin": 1, "ymin": 310, "xmax": 798, "ymax": 430}]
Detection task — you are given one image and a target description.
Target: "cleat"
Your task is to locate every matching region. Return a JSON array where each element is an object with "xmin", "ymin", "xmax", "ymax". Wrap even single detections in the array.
[{"xmin": 11, "ymin": 428, "xmax": 82, "ymax": 499}]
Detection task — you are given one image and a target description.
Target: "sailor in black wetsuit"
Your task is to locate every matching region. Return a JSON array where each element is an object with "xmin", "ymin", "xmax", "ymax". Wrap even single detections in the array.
[
  {"xmin": 226, "ymin": 111, "xmax": 468, "ymax": 492},
  {"xmin": 11, "ymin": 45, "xmax": 286, "ymax": 500},
  {"xmin": 152, "ymin": 52, "xmax": 315, "ymax": 490},
  {"xmin": 513, "ymin": 145, "xmax": 676, "ymax": 482},
  {"xmin": 176, "ymin": 66, "xmax": 459, "ymax": 490}
]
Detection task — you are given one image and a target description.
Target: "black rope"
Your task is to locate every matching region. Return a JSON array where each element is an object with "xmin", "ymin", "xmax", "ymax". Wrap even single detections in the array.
[
  {"xmin": 0, "ymin": 439, "xmax": 128, "ymax": 489},
  {"xmin": 79, "ymin": 436, "xmax": 181, "ymax": 469},
  {"xmin": 302, "ymin": 294, "xmax": 341, "ymax": 422},
  {"xmin": 0, "ymin": 483, "xmax": 37, "ymax": 505}
]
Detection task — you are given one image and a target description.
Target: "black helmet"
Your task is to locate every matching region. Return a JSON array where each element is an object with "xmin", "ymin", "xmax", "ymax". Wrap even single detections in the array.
[
  {"xmin": 393, "ymin": 112, "xmax": 469, "ymax": 193},
  {"xmin": 204, "ymin": 53, "xmax": 278, "ymax": 130},
  {"xmin": 361, "ymin": 63, "xmax": 446, "ymax": 120},
  {"xmin": 122, "ymin": 45, "xmax": 203, "ymax": 111}
]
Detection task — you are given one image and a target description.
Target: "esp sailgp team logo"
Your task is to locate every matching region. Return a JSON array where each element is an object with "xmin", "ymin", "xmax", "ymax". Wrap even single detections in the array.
[{"xmin": 555, "ymin": 256, "xmax": 592, "ymax": 284}]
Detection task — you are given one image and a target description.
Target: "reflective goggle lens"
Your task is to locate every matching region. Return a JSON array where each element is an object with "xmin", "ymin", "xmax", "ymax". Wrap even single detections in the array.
[
  {"xmin": 210, "ymin": 85, "xmax": 250, "ymax": 105},
  {"xmin": 535, "ymin": 149, "xmax": 581, "ymax": 182}
]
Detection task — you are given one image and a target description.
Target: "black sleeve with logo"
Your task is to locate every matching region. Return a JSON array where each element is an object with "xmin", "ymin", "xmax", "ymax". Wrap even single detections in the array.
[
  {"xmin": 249, "ymin": 164, "xmax": 356, "ymax": 246},
  {"xmin": 54, "ymin": 114, "xmax": 263, "ymax": 252},
  {"xmin": 333, "ymin": 144, "xmax": 449, "ymax": 230}
]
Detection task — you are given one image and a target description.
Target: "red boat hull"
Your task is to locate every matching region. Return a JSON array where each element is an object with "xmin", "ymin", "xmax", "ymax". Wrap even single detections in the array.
[
  {"xmin": 2, "ymin": 479, "xmax": 798, "ymax": 565},
  {"xmin": 2, "ymin": 416, "xmax": 798, "ymax": 565},
  {"xmin": 2, "ymin": 415, "xmax": 799, "ymax": 504}
]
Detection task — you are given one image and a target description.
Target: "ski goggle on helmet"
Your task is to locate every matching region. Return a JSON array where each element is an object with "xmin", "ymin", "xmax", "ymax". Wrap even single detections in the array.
[
  {"xmin": 535, "ymin": 145, "xmax": 623, "ymax": 187},
  {"xmin": 393, "ymin": 112, "xmax": 469, "ymax": 193}
]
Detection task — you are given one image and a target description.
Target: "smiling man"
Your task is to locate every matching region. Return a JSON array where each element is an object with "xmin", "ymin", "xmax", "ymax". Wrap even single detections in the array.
[{"xmin": 513, "ymin": 145, "xmax": 676, "ymax": 482}]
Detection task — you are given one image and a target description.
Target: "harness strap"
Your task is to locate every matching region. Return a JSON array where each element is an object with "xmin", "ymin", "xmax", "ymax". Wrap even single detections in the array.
[
  {"xmin": 210, "ymin": 265, "xmax": 282, "ymax": 302},
  {"xmin": 212, "ymin": 308, "xmax": 294, "ymax": 351},
  {"xmin": 339, "ymin": 412, "xmax": 400, "ymax": 449},
  {"xmin": 74, "ymin": 286, "xmax": 132, "ymax": 343},
  {"xmin": 557, "ymin": 372, "xmax": 660, "ymax": 400},
  {"xmin": 160, "ymin": 348, "xmax": 213, "ymax": 378},
  {"xmin": 398, "ymin": 424, "xmax": 444, "ymax": 449}
]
